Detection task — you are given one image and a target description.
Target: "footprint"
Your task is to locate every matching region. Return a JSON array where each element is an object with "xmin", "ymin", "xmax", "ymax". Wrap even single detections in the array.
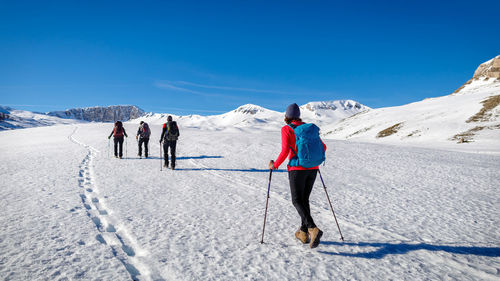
[
  {"xmin": 122, "ymin": 245, "xmax": 135, "ymax": 257},
  {"xmin": 92, "ymin": 217, "xmax": 102, "ymax": 228},
  {"xmin": 99, "ymin": 210, "xmax": 108, "ymax": 215},
  {"xmin": 84, "ymin": 204, "xmax": 91, "ymax": 210},
  {"xmin": 92, "ymin": 198, "xmax": 99, "ymax": 203},
  {"xmin": 86, "ymin": 188, "xmax": 93, "ymax": 193},
  {"xmin": 106, "ymin": 224, "xmax": 116, "ymax": 232},
  {"xmin": 96, "ymin": 234, "xmax": 106, "ymax": 244}
]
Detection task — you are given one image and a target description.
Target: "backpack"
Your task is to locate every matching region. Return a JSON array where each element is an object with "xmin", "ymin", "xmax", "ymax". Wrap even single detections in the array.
[
  {"xmin": 114, "ymin": 121, "xmax": 124, "ymax": 137},
  {"xmin": 288, "ymin": 123, "xmax": 325, "ymax": 168},
  {"xmin": 140, "ymin": 123, "xmax": 151, "ymax": 138},
  {"xmin": 165, "ymin": 121, "xmax": 179, "ymax": 141}
]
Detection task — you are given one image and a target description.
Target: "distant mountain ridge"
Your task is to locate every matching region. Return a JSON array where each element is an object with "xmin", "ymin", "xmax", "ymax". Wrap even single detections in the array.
[
  {"xmin": 133, "ymin": 101, "xmax": 369, "ymax": 131},
  {"xmin": 48, "ymin": 105, "xmax": 145, "ymax": 122}
]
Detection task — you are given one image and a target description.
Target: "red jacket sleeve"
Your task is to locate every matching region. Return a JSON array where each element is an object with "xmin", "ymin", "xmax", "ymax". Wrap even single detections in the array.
[{"xmin": 273, "ymin": 126, "xmax": 293, "ymax": 169}]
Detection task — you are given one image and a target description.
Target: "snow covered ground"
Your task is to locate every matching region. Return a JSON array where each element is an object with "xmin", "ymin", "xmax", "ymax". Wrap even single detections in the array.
[{"xmin": 1, "ymin": 122, "xmax": 499, "ymax": 280}]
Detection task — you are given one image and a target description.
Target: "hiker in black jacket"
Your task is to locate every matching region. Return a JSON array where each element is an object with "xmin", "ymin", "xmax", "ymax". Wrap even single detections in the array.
[
  {"xmin": 136, "ymin": 121, "xmax": 151, "ymax": 158},
  {"xmin": 108, "ymin": 121, "xmax": 128, "ymax": 159},
  {"xmin": 160, "ymin": 116, "xmax": 179, "ymax": 169}
]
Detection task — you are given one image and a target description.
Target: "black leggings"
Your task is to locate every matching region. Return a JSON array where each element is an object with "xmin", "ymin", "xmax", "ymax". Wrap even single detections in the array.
[
  {"xmin": 163, "ymin": 140, "xmax": 177, "ymax": 167},
  {"xmin": 289, "ymin": 169, "xmax": 318, "ymax": 232},
  {"xmin": 138, "ymin": 138, "xmax": 149, "ymax": 157},
  {"xmin": 113, "ymin": 137, "xmax": 124, "ymax": 157}
]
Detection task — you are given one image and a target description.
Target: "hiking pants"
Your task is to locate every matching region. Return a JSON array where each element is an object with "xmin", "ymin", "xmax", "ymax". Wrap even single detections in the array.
[
  {"xmin": 163, "ymin": 140, "xmax": 177, "ymax": 167},
  {"xmin": 288, "ymin": 169, "xmax": 318, "ymax": 232},
  {"xmin": 138, "ymin": 137, "xmax": 149, "ymax": 157},
  {"xmin": 113, "ymin": 136, "xmax": 124, "ymax": 157}
]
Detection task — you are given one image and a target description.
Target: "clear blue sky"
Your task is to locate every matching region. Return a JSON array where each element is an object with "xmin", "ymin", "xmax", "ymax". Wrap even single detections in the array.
[{"xmin": 1, "ymin": 0, "xmax": 499, "ymax": 115}]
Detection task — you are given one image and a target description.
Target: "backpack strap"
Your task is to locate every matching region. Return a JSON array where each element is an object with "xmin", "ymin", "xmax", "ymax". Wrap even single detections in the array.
[{"xmin": 287, "ymin": 124, "xmax": 298, "ymax": 156}]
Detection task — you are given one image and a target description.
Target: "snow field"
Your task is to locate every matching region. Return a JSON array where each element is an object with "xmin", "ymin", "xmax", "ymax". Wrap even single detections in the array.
[{"xmin": 1, "ymin": 123, "xmax": 499, "ymax": 280}]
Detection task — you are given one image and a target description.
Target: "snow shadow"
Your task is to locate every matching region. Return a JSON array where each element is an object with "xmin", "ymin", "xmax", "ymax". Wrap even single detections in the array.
[
  {"xmin": 175, "ymin": 167, "xmax": 286, "ymax": 173},
  {"xmin": 124, "ymin": 155, "xmax": 223, "ymax": 160},
  {"xmin": 177, "ymin": 155, "xmax": 224, "ymax": 160},
  {"xmin": 318, "ymin": 241, "xmax": 500, "ymax": 259}
]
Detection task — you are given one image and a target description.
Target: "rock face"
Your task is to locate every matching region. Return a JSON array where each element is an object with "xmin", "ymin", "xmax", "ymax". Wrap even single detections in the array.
[
  {"xmin": 454, "ymin": 55, "xmax": 500, "ymax": 94},
  {"xmin": 473, "ymin": 55, "xmax": 500, "ymax": 80},
  {"xmin": 48, "ymin": 105, "xmax": 145, "ymax": 122}
]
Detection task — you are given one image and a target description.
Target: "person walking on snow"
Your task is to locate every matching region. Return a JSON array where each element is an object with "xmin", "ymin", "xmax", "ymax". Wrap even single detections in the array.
[
  {"xmin": 269, "ymin": 103, "xmax": 327, "ymax": 248},
  {"xmin": 108, "ymin": 121, "xmax": 128, "ymax": 159},
  {"xmin": 136, "ymin": 121, "xmax": 151, "ymax": 158},
  {"xmin": 160, "ymin": 116, "xmax": 179, "ymax": 169}
]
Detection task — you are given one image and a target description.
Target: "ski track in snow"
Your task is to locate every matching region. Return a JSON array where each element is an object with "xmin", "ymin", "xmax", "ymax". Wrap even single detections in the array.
[{"xmin": 69, "ymin": 127, "xmax": 166, "ymax": 281}]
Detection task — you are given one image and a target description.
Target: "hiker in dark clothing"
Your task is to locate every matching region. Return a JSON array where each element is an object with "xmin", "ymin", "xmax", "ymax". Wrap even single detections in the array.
[
  {"xmin": 269, "ymin": 103, "xmax": 327, "ymax": 248},
  {"xmin": 160, "ymin": 115, "xmax": 179, "ymax": 169},
  {"xmin": 136, "ymin": 121, "xmax": 151, "ymax": 158},
  {"xmin": 108, "ymin": 121, "xmax": 128, "ymax": 158}
]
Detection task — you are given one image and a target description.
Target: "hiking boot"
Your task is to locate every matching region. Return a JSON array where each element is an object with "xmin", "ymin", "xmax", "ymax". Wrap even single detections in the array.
[
  {"xmin": 308, "ymin": 227, "xmax": 323, "ymax": 249},
  {"xmin": 295, "ymin": 229, "xmax": 309, "ymax": 244},
  {"xmin": 171, "ymin": 166, "xmax": 175, "ymax": 170},
  {"xmin": 163, "ymin": 164, "xmax": 168, "ymax": 168}
]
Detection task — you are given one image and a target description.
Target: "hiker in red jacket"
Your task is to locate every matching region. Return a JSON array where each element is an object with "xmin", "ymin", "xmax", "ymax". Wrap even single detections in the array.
[
  {"xmin": 108, "ymin": 121, "xmax": 128, "ymax": 159},
  {"xmin": 269, "ymin": 103, "xmax": 327, "ymax": 248}
]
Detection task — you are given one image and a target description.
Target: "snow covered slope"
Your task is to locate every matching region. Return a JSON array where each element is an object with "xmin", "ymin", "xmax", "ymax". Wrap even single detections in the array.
[
  {"xmin": 0, "ymin": 123, "xmax": 498, "ymax": 280},
  {"xmin": 0, "ymin": 106, "xmax": 81, "ymax": 130},
  {"xmin": 323, "ymin": 56, "xmax": 500, "ymax": 154}
]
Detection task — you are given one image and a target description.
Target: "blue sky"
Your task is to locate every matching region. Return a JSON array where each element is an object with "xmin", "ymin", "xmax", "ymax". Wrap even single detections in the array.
[{"xmin": 1, "ymin": 0, "xmax": 499, "ymax": 115}]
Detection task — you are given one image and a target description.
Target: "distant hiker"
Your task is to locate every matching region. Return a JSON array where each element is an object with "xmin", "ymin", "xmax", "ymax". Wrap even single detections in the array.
[
  {"xmin": 108, "ymin": 121, "xmax": 128, "ymax": 159},
  {"xmin": 136, "ymin": 121, "xmax": 151, "ymax": 158},
  {"xmin": 160, "ymin": 115, "xmax": 180, "ymax": 169},
  {"xmin": 269, "ymin": 103, "xmax": 327, "ymax": 248}
]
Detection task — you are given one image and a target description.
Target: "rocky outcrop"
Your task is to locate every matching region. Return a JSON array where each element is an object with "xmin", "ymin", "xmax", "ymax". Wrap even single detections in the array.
[
  {"xmin": 454, "ymin": 55, "xmax": 500, "ymax": 94},
  {"xmin": 473, "ymin": 55, "xmax": 500, "ymax": 80},
  {"xmin": 48, "ymin": 105, "xmax": 145, "ymax": 122}
]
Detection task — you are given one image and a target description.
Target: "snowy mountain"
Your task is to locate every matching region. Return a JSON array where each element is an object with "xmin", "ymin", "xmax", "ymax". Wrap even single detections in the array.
[
  {"xmin": 0, "ymin": 106, "xmax": 81, "ymax": 130},
  {"xmin": 323, "ymin": 55, "xmax": 500, "ymax": 153},
  {"xmin": 300, "ymin": 100, "xmax": 369, "ymax": 125},
  {"xmin": 132, "ymin": 102, "xmax": 367, "ymax": 132},
  {"xmin": 48, "ymin": 105, "xmax": 145, "ymax": 122}
]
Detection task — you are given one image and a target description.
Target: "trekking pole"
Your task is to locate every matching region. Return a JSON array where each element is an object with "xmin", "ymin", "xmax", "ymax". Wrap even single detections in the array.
[
  {"xmin": 160, "ymin": 142, "xmax": 163, "ymax": 171},
  {"xmin": 260, "ymin": 168, "xmax": 273, "ymax": 244},
  {"xmin": 318, "ymin": 169, "xmax": 344, "ymax": 241},
  {"xmin": 107, "ymin": 138, "xmax": 110, "ymax": 158},
  {"xmin": 125, "ymin": 137, "xmax": 128, "ymax": 158}
]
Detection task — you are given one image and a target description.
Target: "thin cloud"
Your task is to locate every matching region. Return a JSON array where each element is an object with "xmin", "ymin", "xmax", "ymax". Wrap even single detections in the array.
[
  {"xmin": 174, "ymin": 81, "xmax": 291, "ymax": 95},
  {"xmin": 154, "ymin": 82, "xmax": 207, "ymax": 95},
  {"xmin": 154, "ymin": 81, "xmax": 240, "ymax": 99}
]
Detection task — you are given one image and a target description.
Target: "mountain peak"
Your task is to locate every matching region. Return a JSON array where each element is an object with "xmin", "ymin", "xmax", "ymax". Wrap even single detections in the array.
[
  {"xmin": 473, "ymin": 55, "xmax": 500, "ymax": 80},
  {"xmin": 453, "ymin": 55, "xmax": 500, "ymax": 94},
  {"xmin": 302, "ymin": 100, "xmax": 367, "ymax": 112},
  {"xmin": 233, "ymin": 104, "xmax": 267, "ymax": 115}
]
